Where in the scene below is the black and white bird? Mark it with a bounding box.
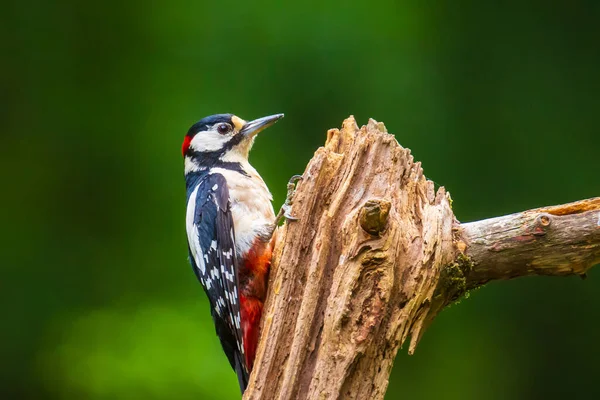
[182,113,298,393]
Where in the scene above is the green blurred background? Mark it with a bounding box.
[2,0,599,399]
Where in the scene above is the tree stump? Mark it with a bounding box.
[244,117,600,400]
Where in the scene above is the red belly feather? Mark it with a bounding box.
[239,237,273,371]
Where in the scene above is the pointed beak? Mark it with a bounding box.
[240,113,284,138]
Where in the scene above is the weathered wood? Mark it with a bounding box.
[243,117,600,400]
[459,198,600,288]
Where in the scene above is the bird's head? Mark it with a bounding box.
[182,113,283,173]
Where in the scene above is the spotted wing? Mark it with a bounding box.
[186,173,247,385]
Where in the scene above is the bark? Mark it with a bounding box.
[243,117,600,400]
[460,198,600,287]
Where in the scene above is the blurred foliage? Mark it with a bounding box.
[2,0,599,399]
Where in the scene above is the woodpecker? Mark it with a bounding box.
[182,113,297,393]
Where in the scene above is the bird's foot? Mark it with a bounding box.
[275,174,303,226]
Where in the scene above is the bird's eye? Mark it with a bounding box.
[217,123,232,134]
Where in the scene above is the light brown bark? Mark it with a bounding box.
[243,117,600,400]
[460,198,600,287]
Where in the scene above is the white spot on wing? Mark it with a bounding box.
[186,186,206,274]
[212,184,218,191]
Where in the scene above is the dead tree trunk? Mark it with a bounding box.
[244,117,600,400]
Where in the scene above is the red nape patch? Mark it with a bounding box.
[181,135,192,156]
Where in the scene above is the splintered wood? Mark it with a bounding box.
[245,117,455,400]
[243,116,599,400]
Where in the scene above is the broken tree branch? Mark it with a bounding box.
[459,198,600,288]
[243,117,600,400]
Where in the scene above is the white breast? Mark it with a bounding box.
[210,163,275,256]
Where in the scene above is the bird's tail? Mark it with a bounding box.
[234,351,249,394]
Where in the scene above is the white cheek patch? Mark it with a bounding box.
[190,131,230,152]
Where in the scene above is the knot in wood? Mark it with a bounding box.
[359,199,391,236]
[538,213,552,227]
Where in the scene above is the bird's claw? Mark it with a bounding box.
[287,174,303,188]
[275,174,303,225]
[282,204,298,221]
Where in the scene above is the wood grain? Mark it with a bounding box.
[242,117,600,400]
